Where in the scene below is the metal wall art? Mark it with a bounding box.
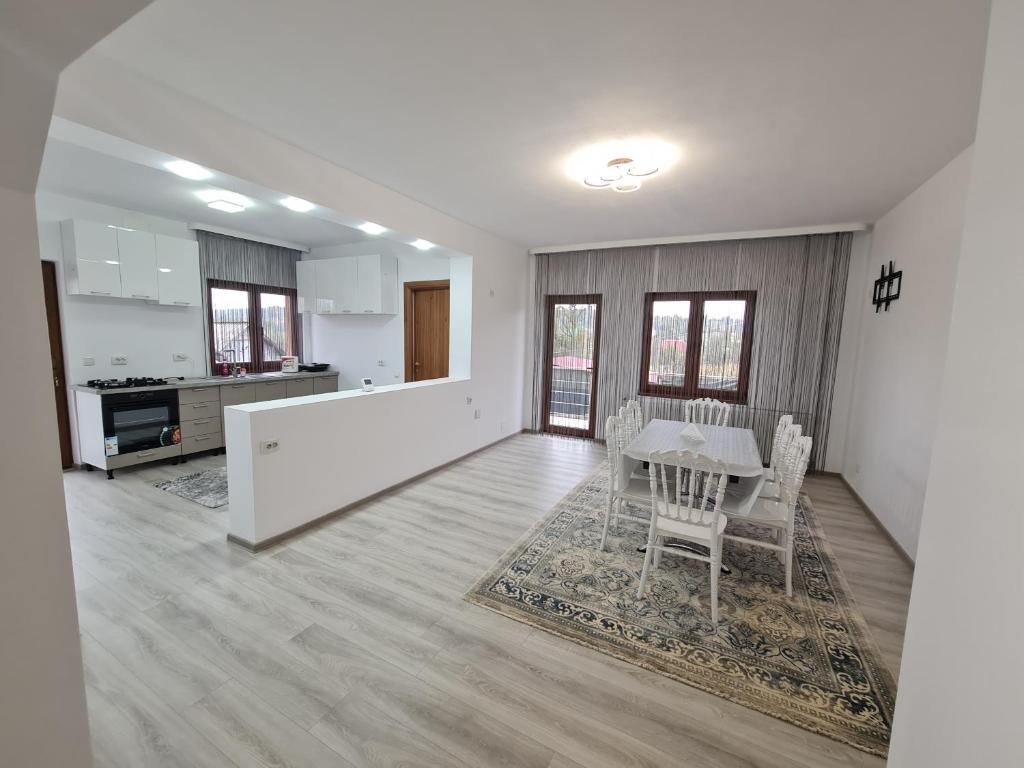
[872,260,902,312]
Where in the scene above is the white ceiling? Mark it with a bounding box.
[37,137,367,248]
[87,0,990,248]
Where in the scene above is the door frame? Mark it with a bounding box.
[404,279,451,381]
[540,294,602,439]
[41,261,74,468]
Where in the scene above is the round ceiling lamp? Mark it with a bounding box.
[565,139,679,194]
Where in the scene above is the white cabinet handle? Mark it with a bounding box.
[192,418,212,425]
[89,290,112,296]
[173,301,191,305]
[137,451,154,457]
[364,309,374,313]
[192,388,209,392]
[194,436,211,442]
[191,403,209,409]
[342,309,352,313]
[131,294,152,299]
[230,384,246,388]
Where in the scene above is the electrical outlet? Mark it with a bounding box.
[474,409,481,420]
[111,355,128,366]
[82,356,95,367]
[465,396,473,405]
[260,439,280,454]
[172,352,189,362]
[377,359,386,367]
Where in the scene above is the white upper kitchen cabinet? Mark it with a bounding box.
[116,229,159,300]
[296,260,316,313]
[316,256,358,313]
[356,254,398,314]
[61,219,123,297]
[155,235,202,307]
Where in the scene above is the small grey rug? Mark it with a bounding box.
[153,467,229,508]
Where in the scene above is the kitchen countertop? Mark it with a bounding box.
[71,370,338,395]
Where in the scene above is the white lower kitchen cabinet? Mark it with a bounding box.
[156,234,202,307]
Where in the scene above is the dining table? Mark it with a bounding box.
[621,419,766,567]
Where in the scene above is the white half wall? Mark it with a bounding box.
[889,1,1022,763]
[837,146,973,560]
[305,242,451,388]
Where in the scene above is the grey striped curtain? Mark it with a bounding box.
[530,233,852,469]
[196,230,304,364]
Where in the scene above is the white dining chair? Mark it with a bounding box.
[765,415,795,482]
[685,398,732,427]
[636,449,730,623]
[759,421,802,500]
[619,399,644,442]
[600,414,652,551]
[722,435,812,597]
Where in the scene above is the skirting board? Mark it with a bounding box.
[227,429,529,552]
[813,471,915,568]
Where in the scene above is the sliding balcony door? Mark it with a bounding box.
[542,295,602,438]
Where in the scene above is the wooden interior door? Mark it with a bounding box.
[41,261,73,468]
[404,280,450,381]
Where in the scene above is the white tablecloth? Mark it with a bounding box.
[623,419,764,477]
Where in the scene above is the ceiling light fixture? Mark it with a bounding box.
[358,221,387,236]
[195,189,252,213]
[105,260,120,265]
[159,268,172,273]
[567,139,679,193]
[165,159,213,180]
[281,196,315,213]
[106,224,136,232]
[411,239,435,251]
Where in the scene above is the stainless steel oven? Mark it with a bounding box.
[101,389,180,455]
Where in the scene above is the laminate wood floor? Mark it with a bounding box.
[64,434,912,768]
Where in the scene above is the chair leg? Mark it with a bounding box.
[636,524,658,599]
[653,536,663,568]
[600,492,614,551]
[710,539,721,624]
[784,534,794,598]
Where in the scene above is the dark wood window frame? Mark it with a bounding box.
[207,278,299,373]
[541,294,603,439]
[638,290,756,403]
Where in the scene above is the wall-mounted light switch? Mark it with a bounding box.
[82,356,95,367]
[172,353,189,362]
[260,439,280,454]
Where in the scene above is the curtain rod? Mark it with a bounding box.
[529,223,870,255]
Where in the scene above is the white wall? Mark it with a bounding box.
[0,3,150,765]
[837,147,973,560]
[305,242,451,388]
[889,1,1023,763]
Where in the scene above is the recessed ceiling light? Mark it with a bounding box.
[411,239,435,251]
[207,200,246,214]
[159,268,172,273]
[281,196,315,213]
[105,260,120,265]
[165,159,213,180]
[358,221,386,235]
[106,224,136,232]
[567,139,680,192]
[195,189,252,213]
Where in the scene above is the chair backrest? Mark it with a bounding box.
[648,449,728,531]
[685,398,732,427]
[772,422,802,473]
[770,415,794,467]
[778,434,813,501]
[605,414,630,488]
[619,399,643,441]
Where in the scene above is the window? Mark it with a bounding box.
[639,291,755,402]
[208,279,297,372]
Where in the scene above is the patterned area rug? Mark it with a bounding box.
[153,467,229,508]
[466,466,897,757]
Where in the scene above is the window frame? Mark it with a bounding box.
[541,294,603,439]
[638,290,756,403]
[207,278,298,373]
